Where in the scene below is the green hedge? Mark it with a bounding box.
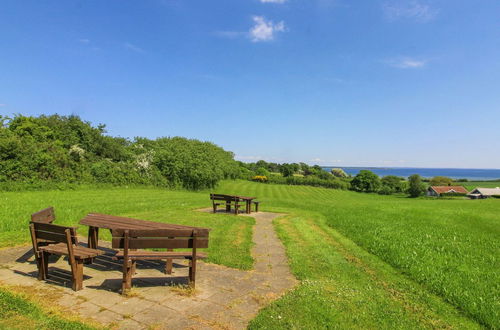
[0,114,240,190]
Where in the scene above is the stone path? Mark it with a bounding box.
[0,211,297,329]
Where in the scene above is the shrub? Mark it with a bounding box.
[331,168,348,178]
[0,114,239,190]
[350,170,381,193]
[381,175,405,193]
[430,176,453,186]
[408,174,426,197]
[252,175,268,183]
[378,185,395,195]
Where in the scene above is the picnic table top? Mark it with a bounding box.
[79,213,210,237]
[234,195,257,201]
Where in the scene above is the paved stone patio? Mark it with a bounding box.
[0,211,297,329]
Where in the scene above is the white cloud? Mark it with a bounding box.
[0,104,6,107]
[249,16,286,42]
[386,57,427,69]
[124,42,145,53]
[383,1,438,23]
[260,0,286,3]
[79,39,90,44]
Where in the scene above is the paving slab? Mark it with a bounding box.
[0,210,297,329]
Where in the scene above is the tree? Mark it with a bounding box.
[350,170,381,192]
[429,176,453,186]
[381,175,405,193]
[331,168,348,178]
[255,167,270,177]
[408,174,426,197]
[280,164,295,177]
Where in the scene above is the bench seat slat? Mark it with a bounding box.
[114,250,207,260]
[39,243,104,259]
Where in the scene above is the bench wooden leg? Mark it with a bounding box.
[43,252,49,279]
[255,203,259,212]
[122,260,134,293]
[188,259,196,288]
[37,252,47,281]
[72,260,84,291]
[213,203,217,213]
[226,202,231,213]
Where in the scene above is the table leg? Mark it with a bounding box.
[247,200,251,214]
[86,226,99,264]
[226,202,231,213]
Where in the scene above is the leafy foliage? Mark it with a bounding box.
[408,174,426,197]
[430,176,454,186]
[350,170,381,192]
[0,114,239,190]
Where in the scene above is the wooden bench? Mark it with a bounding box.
[29,222,103,291]
[112,228,208,292]
[253,200,260,212]
[210,193,242,215]
[31,206,56,224]
[31,207,57,247]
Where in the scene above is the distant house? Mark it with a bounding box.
[426,186,468,197]
[467,187,500,199]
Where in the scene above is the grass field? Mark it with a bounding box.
[1,181,498,328]
[463,181,500,191]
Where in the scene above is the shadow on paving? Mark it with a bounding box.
[0,211,297,329]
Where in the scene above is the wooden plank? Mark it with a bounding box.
[113,228,209,237]
[80,213,210,233]
[32,222,77,235]
[115,251,207,259]
[35,231,68,243]
[112,237,209,249]
[31,207,55,223]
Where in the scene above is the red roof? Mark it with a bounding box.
[430,186,468,194]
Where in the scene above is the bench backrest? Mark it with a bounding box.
[111,229,209,250]
[31,207,56,224]
[210,193,239,202]
[30,222,78,245]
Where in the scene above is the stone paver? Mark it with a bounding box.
[0,210,297,329]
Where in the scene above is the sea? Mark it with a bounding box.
[321,167,500,181]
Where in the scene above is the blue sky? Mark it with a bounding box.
[1,0,499,168]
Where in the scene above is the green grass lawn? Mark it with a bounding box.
[463,181,500,191]
[0,286,98,329]
[1,181,499,328]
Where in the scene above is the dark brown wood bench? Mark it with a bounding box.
[112,228,208,292]
[31,207,57,247]
[31,206,56,223]
[253,200,260,212]
[29,222,103,291]
[210,193,242,214]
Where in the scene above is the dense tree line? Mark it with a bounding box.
[240,160,351,190]
[0,114,240,190]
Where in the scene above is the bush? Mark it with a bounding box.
[252,175,268,183]
[408,174,426,197]
[331,168,348,178]
[0,114,239,190]
[381,175,405,193]
[430,176,453,186]
[267,175,349,190]
[350,170,381,193]
[378,185,395,195]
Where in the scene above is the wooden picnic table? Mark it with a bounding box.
[80,213,210,249]
[234,196,257,214]
[79,213,210,272]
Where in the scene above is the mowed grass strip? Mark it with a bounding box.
[218,180,499,328]
[0,187,254,270]
[249,213,479,329]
